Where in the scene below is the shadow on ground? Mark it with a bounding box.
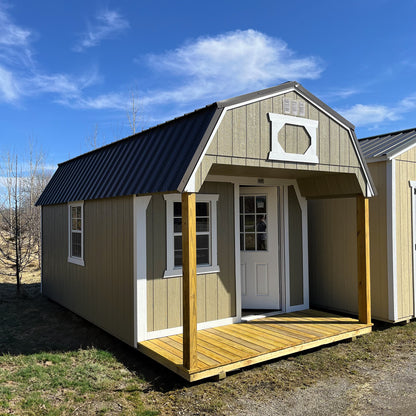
[0,282,188,392]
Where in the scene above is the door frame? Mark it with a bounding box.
[206,175,309,322]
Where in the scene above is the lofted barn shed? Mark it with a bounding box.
[37,81,375,381]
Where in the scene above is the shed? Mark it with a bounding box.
[37,81,374,381]
[309,127,416,323]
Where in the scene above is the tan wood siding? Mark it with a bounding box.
[146,182,236,332]
[288,186,303,306]
[42,197,135,345]
[308,162,389,321]
[395,151,416,319]
[193,91,365,195]
[308,197,358,315]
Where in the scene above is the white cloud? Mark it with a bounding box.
[144,30,324,105]
[60,92,126,110]
[337,93,416,127]
[74,9,129,52]
[0,65,20,101]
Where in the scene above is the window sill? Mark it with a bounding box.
[163,265,220,279]
[68,257,85,267]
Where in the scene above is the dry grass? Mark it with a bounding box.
[1,271,416,415]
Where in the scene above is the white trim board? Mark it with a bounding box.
[145,316,239,341]
[387,160,398,321]
[409,180,416,318]
[134,195,152,344]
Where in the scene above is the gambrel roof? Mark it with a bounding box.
[359,127,416,161]
[37,81,375,206]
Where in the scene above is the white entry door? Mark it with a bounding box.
[240,187,280,309]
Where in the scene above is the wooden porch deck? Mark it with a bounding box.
[138,309,372,382]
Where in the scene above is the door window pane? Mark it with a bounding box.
[240,194,268,252]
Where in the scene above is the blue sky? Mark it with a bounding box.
[0,0,415,167]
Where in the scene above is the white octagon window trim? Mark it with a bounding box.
[164,193,220,278]
[268,113,319,164]
[68,201,85,266]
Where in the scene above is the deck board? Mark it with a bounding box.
[138,309,372,382]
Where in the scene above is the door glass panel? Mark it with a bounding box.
[245,233,255,250]
[240,193,268,251]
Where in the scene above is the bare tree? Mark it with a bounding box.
[0,144,52,291]
[0,153,35,292]
[85,124,100,150]
[126,87,139,135]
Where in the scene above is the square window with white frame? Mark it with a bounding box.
[164,194,220,278]
[68,202,85,266]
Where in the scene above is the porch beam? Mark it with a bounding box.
[356,195,371,324]
[182,192,198,371]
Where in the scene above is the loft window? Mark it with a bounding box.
[68,201,84,266]
[164,194,220,278]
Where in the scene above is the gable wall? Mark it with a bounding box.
[193,91,365,195]
[42,196,135,345]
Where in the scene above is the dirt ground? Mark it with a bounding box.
[1,271,416,415]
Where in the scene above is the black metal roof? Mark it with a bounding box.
[36,104,221,205]
[359,127,416,160]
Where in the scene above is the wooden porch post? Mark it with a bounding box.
[182,192,197,370]
[357,195,371,324]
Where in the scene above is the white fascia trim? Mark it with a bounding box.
[183,108,226,193]
[409,180,416,318]
[134,195,152,344]
[268,113,319,164]
[387,160,398,321]
[294,89,375,198]
[390,142,416,160]
[67,201,85,267]
[145,316,239,341]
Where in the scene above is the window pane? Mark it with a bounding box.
[173,202,181,217]
[196,234,209,250]
[174,217,182,233]
[196,217,209,232]
[174,235,182,250]
[76,206,81,218]
[256,196,266,213]
[257,233,267,251]
[244,215,255,232]
[239,196,243,213]
[239,215,244,233]
[72,219,77,231]
[240,233,244,250]
[244,196,255,214]
[256,215,267,232]
[245,233,255,250]
[71,232,81,258]
[197,248,209,265]
[71,206,77,218]
[196,202,209,217]
[174,250,182,267]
